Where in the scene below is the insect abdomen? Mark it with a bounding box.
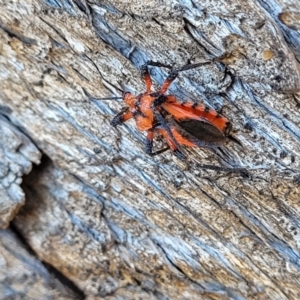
[162,101,231,134]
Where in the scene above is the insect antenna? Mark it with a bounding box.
[97,96,123,100]
[82,88,123,101]
[176,61,212,72]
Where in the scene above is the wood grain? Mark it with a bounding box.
[0,0,300,299]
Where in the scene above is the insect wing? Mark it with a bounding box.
[162,102,229,143]
[162,102,230,133]
[175,118,226,143]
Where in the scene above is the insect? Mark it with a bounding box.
[106,61,232,160]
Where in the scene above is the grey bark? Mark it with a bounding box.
[1,0,300,299]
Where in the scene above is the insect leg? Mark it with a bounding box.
[159,70,179,94]
[111,108,133,127]
[145,130,154,154]
[155,127,191,160]
[141,61,173,93]
[176,61,212,72]
[151,94,180,109]
[141,64,152,93]
[142,61,173,69]
[159,61,214,94]
[145,129,170,156]
[154,110,184,153]
[155,110,195,160]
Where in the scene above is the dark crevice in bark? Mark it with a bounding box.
[292,94,300,108]
[154,241,205,291]
[8,223,39,258]
[13,154,86,299]
[182,18,220,57]
[0,23,37,45]
[101,212,123,245]
[71,66,89,81]
[39,16,70,45]
[194,187,222,209]
[91,8,143,66]
[9,223,84,300]
[42,261,85,300]
[152,17,163,27]
[73,0,91,17]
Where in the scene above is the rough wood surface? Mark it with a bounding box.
[0,116,41,229]
[0,228,79,299]
[1,0,300,299]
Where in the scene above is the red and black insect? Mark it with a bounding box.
[107,61,232,160]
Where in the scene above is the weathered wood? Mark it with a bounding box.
[0,116,41,229]
[1,0,300,299]
[0,228,80,299]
